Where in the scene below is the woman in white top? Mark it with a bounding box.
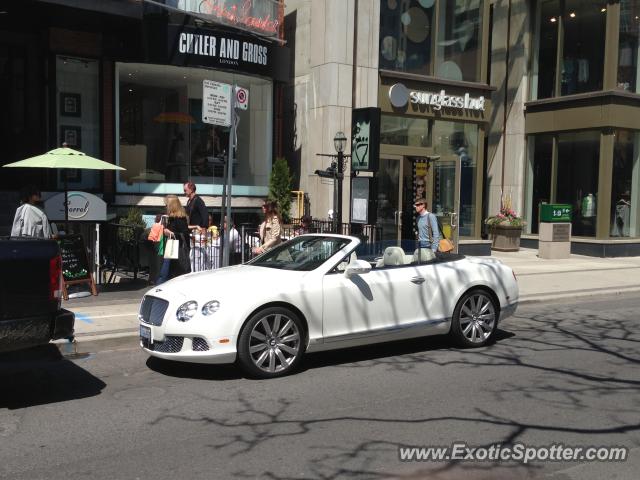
[11,185,53,238]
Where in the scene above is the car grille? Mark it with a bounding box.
[139,296,169,326]
[192,337,210,351]
[142,335,184,353]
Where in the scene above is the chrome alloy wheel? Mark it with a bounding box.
[458,293,496,344]
[248,313,301,373]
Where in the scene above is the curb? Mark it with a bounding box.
[56,288,640,358]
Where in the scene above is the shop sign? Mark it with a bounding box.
[540,204,572,223]
[166,26,274,77]
[389,83,485,112]
[351,107,381,172]
[152,0,280,38]
[202,80,232,126]
[45,191,107,222]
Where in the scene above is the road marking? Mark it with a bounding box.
[74,312,138,320]
[74,314,94,324]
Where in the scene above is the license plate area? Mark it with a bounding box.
[140,325,151,344]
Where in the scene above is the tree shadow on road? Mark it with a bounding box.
[145,302,640,479]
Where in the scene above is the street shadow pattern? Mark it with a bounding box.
[0,345,106,409]
[146,301,640,479]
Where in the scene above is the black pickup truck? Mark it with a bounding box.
[0,238,75,353]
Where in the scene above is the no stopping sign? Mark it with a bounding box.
[235,86,249,110]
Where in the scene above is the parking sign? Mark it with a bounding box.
[202,80,232,126]
[235,86,249,110]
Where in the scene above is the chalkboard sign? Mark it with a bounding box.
[57,234,97,299]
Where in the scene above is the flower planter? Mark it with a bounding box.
[489,224,522,252]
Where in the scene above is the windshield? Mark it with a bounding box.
[248,236,351,271]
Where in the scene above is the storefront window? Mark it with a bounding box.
[525,135,553,234]
[379,0,435,76]
[56,56,100,190]
[618,0,640,92]
[435,0,483,82]
[380,115,433,147]
[533,0,559,99]
[117,63,272,195]
[556,131,600,237]
[433,120,478,237]
[561,0,606,95]
[611,130,640,237]
[532,1,606,99]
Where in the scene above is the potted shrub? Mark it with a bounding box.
[485,198,525,252]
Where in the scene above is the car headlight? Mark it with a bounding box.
[176,301,198,322]
[202,300,220,316]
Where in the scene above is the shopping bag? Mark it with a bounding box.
[164,236,180,259]
[157,234,166,256]
[438,238,454,253]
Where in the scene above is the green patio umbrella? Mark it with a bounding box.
[3,145,125,221]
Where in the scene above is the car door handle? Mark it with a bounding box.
[411,276,426,285]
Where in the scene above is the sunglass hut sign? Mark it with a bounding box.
[388,83,485,112]
[173,28,269,74]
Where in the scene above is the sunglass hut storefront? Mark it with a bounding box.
[115,5,288,209]
[377,74,493,255]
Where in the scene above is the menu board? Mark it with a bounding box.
[57,235,91,282]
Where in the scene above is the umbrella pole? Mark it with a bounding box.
[64,170,69,232]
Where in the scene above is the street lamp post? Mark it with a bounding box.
[315,132,349,233]
[333,131,347,231]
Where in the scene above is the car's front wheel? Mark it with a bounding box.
[451,289,498,347]
[237,307,305,378]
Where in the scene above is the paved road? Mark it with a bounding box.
[1,295,639,480]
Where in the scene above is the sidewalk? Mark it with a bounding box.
[57,249,640,353]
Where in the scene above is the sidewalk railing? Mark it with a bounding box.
[101,222,385,282]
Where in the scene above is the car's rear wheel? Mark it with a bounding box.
[451,289,498,347]
[237,307,305,378]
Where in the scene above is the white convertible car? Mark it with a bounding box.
[139,234,518,378]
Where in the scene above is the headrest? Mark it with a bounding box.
[383,246,406,266]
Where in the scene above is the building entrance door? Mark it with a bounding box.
[428,156,461,252]
[375,156,415,248]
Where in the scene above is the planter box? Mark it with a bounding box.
[489,225,522,252]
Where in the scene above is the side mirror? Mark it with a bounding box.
[345,259,372,278]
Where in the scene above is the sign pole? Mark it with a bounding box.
[222,84,237,268]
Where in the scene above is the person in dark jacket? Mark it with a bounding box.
[157,195,191,284]
[183,181,208,230]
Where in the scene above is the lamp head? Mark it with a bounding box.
[334,131,347,153]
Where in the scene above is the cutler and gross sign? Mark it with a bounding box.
[168,26,273,77]
[389,82,486,111]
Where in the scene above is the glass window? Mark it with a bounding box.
[560,0,606,96]
[556,131,600,237]
[611,130,640,237]
[618,0,640,92]
[525,135,553,234]
[435,0,483,82]
[532,1,607,99]
[433,120,479,237]
[533,0,559,99]
[379,0,435,76]
[56,56,101,190]
[117,63,272,194]
[380,115,432,147]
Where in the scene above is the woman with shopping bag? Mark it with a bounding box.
[156,195,191,284]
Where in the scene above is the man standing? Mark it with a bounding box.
[183,181,208,229]
[414,198,440,262]
[11,185,53,238]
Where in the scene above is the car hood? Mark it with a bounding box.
[155,265,307,298]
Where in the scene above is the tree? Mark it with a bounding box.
[268,157,293,223]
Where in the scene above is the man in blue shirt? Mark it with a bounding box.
[415,198,440,261]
